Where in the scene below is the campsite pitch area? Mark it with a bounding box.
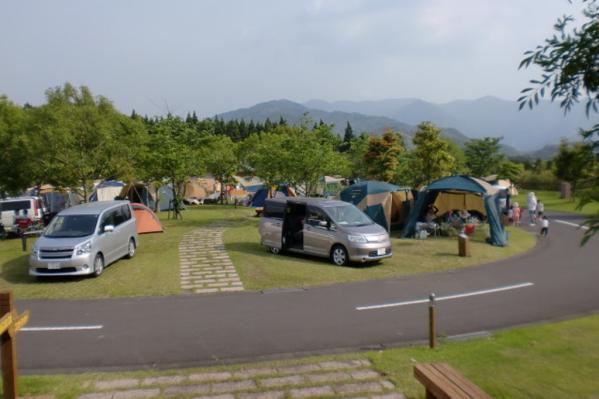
[225,220,535,291]
[15,314,599,398]
[0,206,534,299]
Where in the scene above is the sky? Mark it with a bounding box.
[0,0,585,118]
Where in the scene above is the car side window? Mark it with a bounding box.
[100,210,117,231]
[122,205,131,221]
[306,206,328,228]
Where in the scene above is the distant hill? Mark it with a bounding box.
[304,96,594,151]
[217,99,471,147]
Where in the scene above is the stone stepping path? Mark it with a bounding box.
[78,358,405,399]
[179,223,244,294]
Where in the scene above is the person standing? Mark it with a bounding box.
[537,200,545,218]
[540,215,549,237]
[513,202,521,226]
[527,192,537,225]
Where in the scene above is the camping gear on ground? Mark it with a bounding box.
[250,184,297,208]
[131,203,164,234]
[339,180,413,231]
[156,185,175,211]
[89,180,125,202]
[403,175,507,246]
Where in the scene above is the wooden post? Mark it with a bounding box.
[429,293,436,349]
[0,292,17,399]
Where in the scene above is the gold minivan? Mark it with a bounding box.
[259,198,392,266]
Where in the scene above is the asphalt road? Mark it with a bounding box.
[17,212,599,373]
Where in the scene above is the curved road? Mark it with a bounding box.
[17,212,599,373]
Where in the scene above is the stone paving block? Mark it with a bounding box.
[350,369,380,380]
[191,395,235,399]
[289,386,334,398]
[221,286,244,292]
[112,389,160,399]
[95,378,140,390]
[260,374,304,387]
[20,396,56,399]
[164,384,211,395]
[380,380,395,389]
[141,375,186,386]
[233,367,277,378]
[238,391,284,399]
[319,360,365,370]
[306,371,351,383]
[78,393,112,399]
[277,364,321,374]
[188,371,232,382]
[334,382,383,395]
[211,379,256,393]
[371,394,406,399]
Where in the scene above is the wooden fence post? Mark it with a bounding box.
[0,292,17,399]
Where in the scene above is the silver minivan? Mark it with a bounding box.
[29,201,138,277]
[259,198,392,266]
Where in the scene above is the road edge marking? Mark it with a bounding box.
[21,325,103,332]
[555,219,589,230]
[356,282,534,311]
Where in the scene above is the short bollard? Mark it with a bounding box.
[20,232,26,252]
[458,233,470,257]
[429,293,436,349]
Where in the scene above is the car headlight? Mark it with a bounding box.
[347,234,367,243]
[76,241,92,255]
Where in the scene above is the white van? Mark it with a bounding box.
[0,196,45,233]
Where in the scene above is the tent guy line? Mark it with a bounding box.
[355,282,535,311]
[21,325,104,332]
[554,219,590,230]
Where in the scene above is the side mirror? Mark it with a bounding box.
[103,224,115,233]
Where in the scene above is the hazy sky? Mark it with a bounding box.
[0,1,583,117]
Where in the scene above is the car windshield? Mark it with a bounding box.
[44,214,98,238]
[325,204,373,227]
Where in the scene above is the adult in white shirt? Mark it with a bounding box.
[527,192,537,225]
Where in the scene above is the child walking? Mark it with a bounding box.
[513,202,521,226]
[540,215,549,237]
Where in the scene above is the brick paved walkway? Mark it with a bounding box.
[179,223,244,294]
[78,358,405,399]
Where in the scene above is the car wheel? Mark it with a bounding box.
[331,245,348,266]
[126,238,136,259]
[93,253,104,277]
[269,246,280,254]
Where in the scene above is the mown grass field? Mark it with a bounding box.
[0,206,535,299]
[226,220,536,290]
[0,206,254,299]
[513,189,599,215]
[15,315,599,398]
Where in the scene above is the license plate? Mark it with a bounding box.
[377,248,386,256]
[47,262,61,270]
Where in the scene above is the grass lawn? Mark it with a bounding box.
[513,189,599,215]
[0,206,254,300]
[226,219,535,290]
[15,315,599,398]
[0,205,535,299]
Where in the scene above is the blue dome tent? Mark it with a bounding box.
[403,175,507,246]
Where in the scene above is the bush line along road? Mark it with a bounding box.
[14,211,598,373]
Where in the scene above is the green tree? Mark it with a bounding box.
[519,0,599,242]
[363,129,405,183]
[498,160,525,183]
[464,137,505,177]
[553,141,596,196]
[202,136,239,204]
[144,116,204,218]
[339,122,354,152]
[346,133,371,179]
[28,83,147,199]
[410,122,457,186]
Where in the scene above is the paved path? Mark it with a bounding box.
[76,358,404,399]
[179,223,244,294]
[17,212,599,373]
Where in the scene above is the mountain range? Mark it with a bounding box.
[216,96,595,157]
